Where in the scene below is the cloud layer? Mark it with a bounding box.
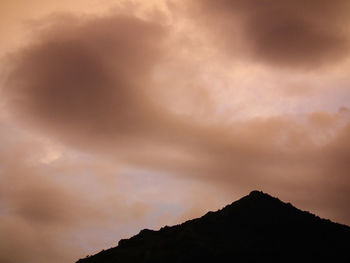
[1,1,350,262]
[5,13,168,138]
[193,0,350,68]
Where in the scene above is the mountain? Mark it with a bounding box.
[76,191,350,262]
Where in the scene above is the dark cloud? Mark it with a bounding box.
[3,14,168,146]
[193,0,350,68]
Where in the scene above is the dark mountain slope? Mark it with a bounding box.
[77,191,350,262]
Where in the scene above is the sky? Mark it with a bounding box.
[0,0,350,262]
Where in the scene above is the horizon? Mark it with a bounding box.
[1,1,350,262]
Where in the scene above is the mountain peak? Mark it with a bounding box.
[249,189,263,195]
[247,190,275,200]
[77,191,350,263]
[245,190,287,206]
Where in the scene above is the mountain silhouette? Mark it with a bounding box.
[77,191,350,262]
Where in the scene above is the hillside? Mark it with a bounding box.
[77,191,350,262]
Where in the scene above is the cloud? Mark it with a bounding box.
[192,0,350,68]
[0,121,153,263]
[2,10,350,226]
[3,13,168,148]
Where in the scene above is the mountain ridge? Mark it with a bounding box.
[77,190,350,262]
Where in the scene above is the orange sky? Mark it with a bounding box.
[1,1,350,262]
